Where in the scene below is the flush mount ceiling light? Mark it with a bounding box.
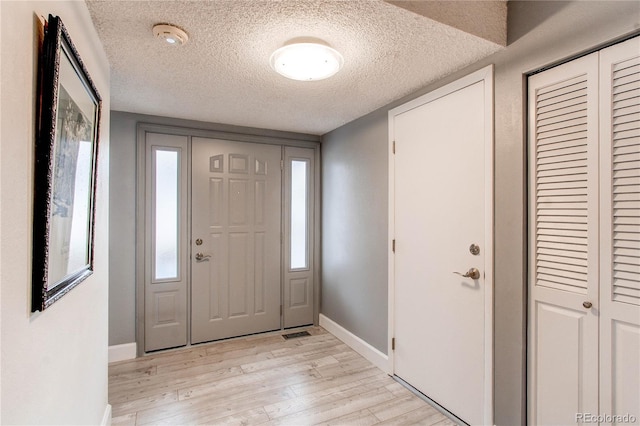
[270,38,343,81]
[153,24,189,46]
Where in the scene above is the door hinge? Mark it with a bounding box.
[392,141,396,154]
[392,337,395,351]
[280,305,283,316]
[392,239,396,253]
[281,160,284,170]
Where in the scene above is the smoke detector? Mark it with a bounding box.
[153,24,189,46]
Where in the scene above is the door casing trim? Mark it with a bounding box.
[387,64,494,425]
[135,123,321,356]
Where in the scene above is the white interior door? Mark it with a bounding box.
[599,37,640,424]
[391,67,493,425]
[191,137,281,344]
[528,54,600,425]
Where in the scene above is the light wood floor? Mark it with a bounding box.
[109,327,456,425]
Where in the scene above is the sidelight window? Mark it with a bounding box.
[290,159,309,270]
[153,148,180,280]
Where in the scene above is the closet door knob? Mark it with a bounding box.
[583,301,592,309]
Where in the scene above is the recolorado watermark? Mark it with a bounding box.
[576,413,637,423]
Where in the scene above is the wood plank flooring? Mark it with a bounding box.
[109,327,456,425]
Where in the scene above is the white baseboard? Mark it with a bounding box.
[108,342,137,363]
[101,404,112,426]
[319,314,390,373]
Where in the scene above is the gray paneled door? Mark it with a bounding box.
[191,137,282,343]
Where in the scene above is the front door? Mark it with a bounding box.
[391,68,493,425]
[191,137,282,344]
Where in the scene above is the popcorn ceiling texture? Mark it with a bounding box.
[86,0,504,135]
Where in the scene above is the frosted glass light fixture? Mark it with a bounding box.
[270,39,343,81]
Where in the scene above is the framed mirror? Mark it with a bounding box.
[32,15,102,312]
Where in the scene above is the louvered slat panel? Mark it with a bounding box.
[534,74,591,294]
[537,131,587,147]
[613,87,640,103]
[538,109,588,127]
[614,167,640,178]
[614,146,640,157]
[614,159,640,171]
[614,96,640,110]
[614,255,640,266]
[538,246,588,260]
[538,139,587,155]
[612,58,640,305]
[538,144,586,158]
[538,259,588,273]
[614,217,640,227]
[614,246,640,257]
[613,82,640,97]
[613,62,640,79]
[615,239,640,249]
[614,103,640,117]
[537,74,586,96]
[615,129,640,140]
[537,221,587,230]
[537,102,586,122]
[538,253,587,267]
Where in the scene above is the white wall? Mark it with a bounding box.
[0,1,110,424]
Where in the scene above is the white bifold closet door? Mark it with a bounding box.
[529,36,639,425]
[599,39,640,423]
[528,52,600,426]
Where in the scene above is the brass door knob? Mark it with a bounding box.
[453,268,480,280]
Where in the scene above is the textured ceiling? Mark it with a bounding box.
[86,0,505,135]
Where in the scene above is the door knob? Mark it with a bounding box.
[194,253,211,261]
[453,268,480,280]
[583,301,592,309]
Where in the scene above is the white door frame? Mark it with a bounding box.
[387,65,494,424]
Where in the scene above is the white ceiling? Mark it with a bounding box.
[86,0,505,135]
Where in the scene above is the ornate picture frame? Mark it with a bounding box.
[32,15,102,312]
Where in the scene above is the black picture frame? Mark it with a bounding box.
[32,15,102,312]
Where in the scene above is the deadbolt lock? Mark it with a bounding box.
[195,238,203,246]
[469,244,480,255]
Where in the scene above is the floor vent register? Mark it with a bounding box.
[282,331,311,340]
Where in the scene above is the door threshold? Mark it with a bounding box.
[143,325,317,356]
[393,375,468,426]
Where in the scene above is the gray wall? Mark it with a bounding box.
[320,2,640,425]
[109,111,319,345]
[322,109,389,352]
[109,111,138,345]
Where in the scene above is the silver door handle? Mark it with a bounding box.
[453,268,480,280]
[194,253,211,261]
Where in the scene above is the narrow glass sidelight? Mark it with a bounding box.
[154,149,179,280]
[290,159,308,270]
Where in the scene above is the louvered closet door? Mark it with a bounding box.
[528,53,600,425]
[599,37,640,422]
